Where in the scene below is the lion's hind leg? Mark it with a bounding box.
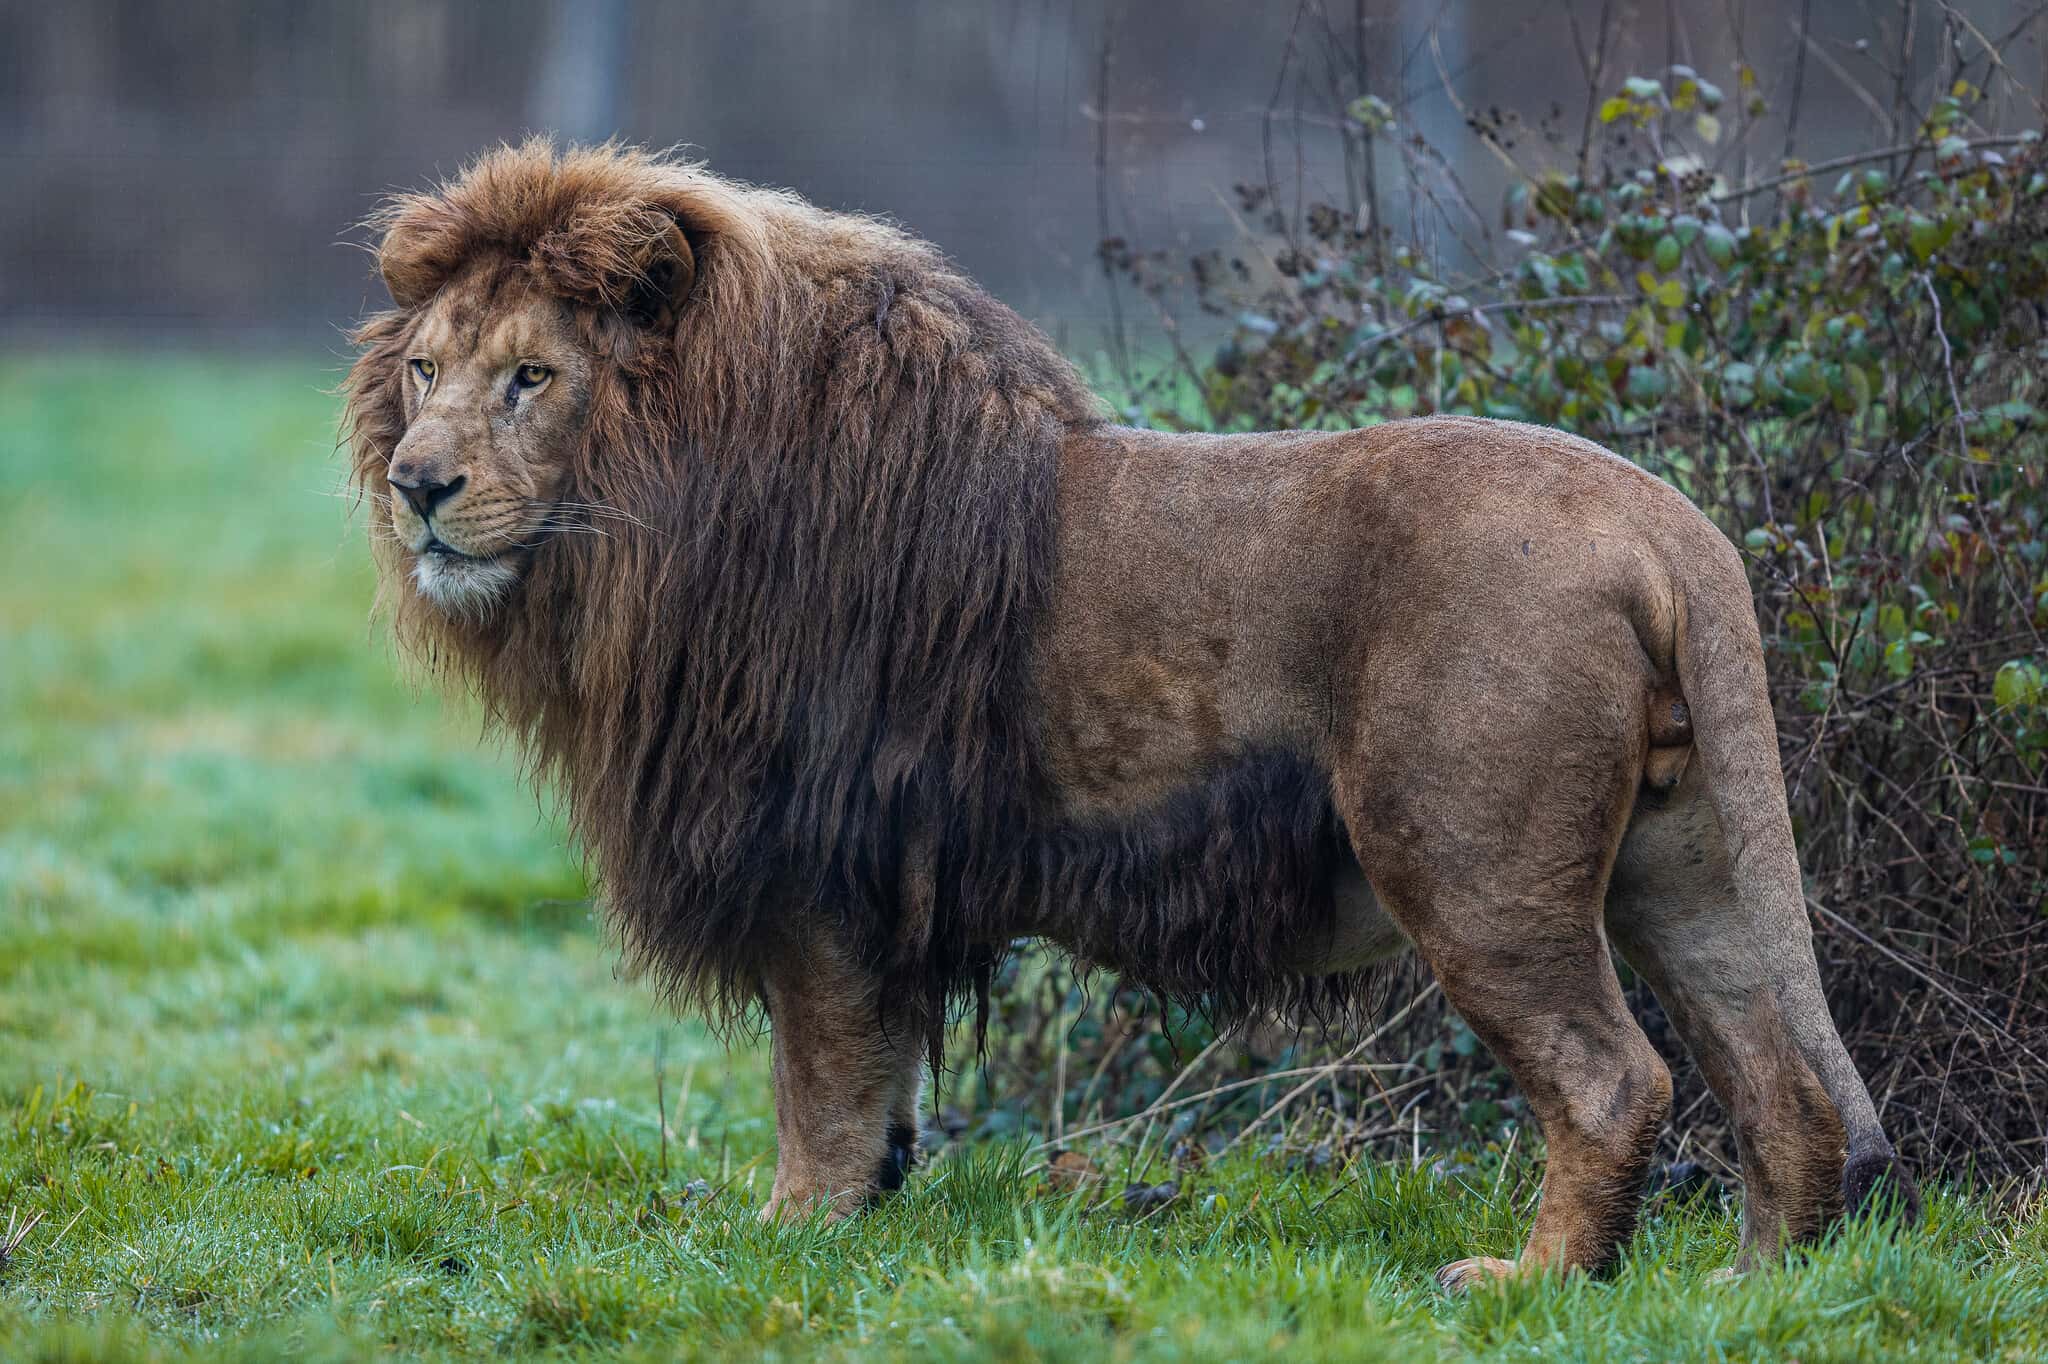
[1405,908,1673,1289]
[1342,643,1671,1289]
[1607,766,1852,1268]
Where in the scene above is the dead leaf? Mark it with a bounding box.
[1046,1150,1102,1189]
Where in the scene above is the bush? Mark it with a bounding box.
[981,62,2048,1185]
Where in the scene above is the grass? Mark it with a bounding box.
[1,353,2043,1361]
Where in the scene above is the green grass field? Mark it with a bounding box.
[2,355,2043,1361]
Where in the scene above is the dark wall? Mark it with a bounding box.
[3,1,2032,347]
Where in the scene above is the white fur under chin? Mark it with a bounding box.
[412,553,519,619]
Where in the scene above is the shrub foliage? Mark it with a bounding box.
[988,61,2047,1184]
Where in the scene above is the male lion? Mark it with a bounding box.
[343,140,1917,1288]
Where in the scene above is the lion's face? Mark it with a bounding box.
[385,266,592,617]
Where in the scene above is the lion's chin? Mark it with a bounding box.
[411,551,520,620]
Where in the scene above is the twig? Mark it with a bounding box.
[1784,0,1816,163]
[1804,19,1910,133]
[1093,21,1135,404]
[1052,994,1070,1148]
[1073,1007,1138,1131]
[1567,0,1618,183]
[1893,0,1921,150]
[1922,269,1974,461]
[1216,983,1442,1156]
[1490,1125,1521,1207]
[1124,1033,1225,1164]
[0,1208,47,1277]
[1710,134,2034,203]
[1345,294,1634,365]
[654,1028,670,1184]
[1261,1,1313,255]
[1810,897,2048,1074]
[1350,0,1389,282]
[44,1205,87,1258]
[1034,1062,1424,1152]
[1921,270,2047,651]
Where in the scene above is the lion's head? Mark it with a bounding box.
[372,265,593,616]
[343,142,747,623]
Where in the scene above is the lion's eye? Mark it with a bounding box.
[513,363,552,389]
[411,357,436,384]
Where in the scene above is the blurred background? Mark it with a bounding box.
[3,14,2046,1329]
[8,0,2042,347]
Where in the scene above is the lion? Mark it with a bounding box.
[342,140,1918,1288]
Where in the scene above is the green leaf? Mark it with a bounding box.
[1701,224,1736,269]
[1625,365,1669,404]
[1503,181,1530,227]
[1908,214,1943,262]
[1994,660,2044,710]
[1845,363,1874,417]
[1653,234,1682,274]
[1346,94,1395,131]
[1721,360,1758,407]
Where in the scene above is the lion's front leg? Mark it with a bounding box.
[759,928,926,1221]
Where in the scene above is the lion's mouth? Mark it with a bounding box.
[410,535,521,616]
[421,535,495,564]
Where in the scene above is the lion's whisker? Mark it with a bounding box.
[527,518,613,539]
[548,501,664,535]
[315,485,399,511]
[552,509,655,536]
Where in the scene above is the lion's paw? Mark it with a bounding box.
[1436,1256,1519,1293]
[1704,1265,1743,1286]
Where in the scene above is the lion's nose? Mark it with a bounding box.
[389,470,465,520]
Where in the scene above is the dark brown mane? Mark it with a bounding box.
[344,141,1367,1048]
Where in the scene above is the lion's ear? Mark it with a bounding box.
[623,221,697,332]
[532,206,698,333]
[376,199,466,311]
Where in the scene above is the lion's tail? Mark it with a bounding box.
[1669,531,1922,1222]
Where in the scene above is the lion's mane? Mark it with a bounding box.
[344,142,1364,1044]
